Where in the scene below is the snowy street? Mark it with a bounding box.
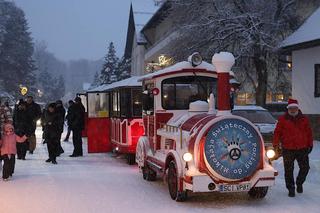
[0,128,319,213]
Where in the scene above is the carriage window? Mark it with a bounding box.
[132,88,142,117]
[162,76,217,110]
[120,88,131,117]
[88,92,109,118]
[142,83,154,114]
[111,91,120,117]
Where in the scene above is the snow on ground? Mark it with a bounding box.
[0,128,319,213]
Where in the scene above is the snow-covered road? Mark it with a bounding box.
[1,129,319,213]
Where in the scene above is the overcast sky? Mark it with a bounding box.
[13,0,157,61]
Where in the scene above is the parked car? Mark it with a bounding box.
[232,105,277,146]
[265,102,288,119]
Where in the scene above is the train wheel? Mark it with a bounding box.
[168,161,187,202]
[126,154,136,165]
[142,166,156,181]
[248,187,269,199]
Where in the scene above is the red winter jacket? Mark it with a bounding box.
[273,111,313,150]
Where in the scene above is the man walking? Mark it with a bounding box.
[69,97,85,157]
[25,96,41,154]
[64,100,74,142]
[273,98,313,197]
[55,100,65,156]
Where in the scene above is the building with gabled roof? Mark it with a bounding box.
[282,6,320,139]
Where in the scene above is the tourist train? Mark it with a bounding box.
[86,52,277,201]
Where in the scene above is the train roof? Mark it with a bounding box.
[88,76,141,92]
[139,61,217,82]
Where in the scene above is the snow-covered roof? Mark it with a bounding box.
[139,61,217,81]
[132,0,160,43]
[282,7,320,48]
[88,76,142,92]
[233,105,267,111]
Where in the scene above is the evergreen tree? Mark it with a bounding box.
[117,56,131,80]
[92,71,101,87]
[100,42,119,84]
[0,1,36,97]
[53,75,66,100]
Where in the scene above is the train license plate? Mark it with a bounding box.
[219,183,251,192]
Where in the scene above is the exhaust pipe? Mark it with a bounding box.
[212,52,235,115]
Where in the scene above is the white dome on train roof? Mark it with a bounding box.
[189,100,209,112]
[139,61,216,82]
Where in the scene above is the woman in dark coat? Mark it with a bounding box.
[13,101,30,160]
[42,103,61,164]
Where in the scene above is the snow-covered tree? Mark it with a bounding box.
[33,41,67,102]
[0,0,36,97]
[117,56,131,80]
[167,0,299,106]
[100,42,119,84]
[92,71,101,87]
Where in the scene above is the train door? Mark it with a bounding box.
[87,91,111,153]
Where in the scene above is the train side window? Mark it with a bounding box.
[120,88,131,117]
[111,90,120,117]
[161,76,217,110]
[88,92,109,118]
[132,88,142,117]
[142,84,154,115]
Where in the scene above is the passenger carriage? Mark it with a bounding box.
[86,77,144,164]
[135,52,278,201]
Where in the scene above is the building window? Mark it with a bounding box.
[315,64,320,97]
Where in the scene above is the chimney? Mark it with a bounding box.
[212,52,235,115]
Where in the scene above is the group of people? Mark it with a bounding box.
[0,96,40,180]
[42,97,85,165]
[0,95,85,181]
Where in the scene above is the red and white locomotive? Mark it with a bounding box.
[136,52,277,201]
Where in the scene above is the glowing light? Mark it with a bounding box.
[20,86,28,96]
[266,149,276,159]
[183,153,193,162]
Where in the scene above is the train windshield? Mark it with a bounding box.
[162,76,217,110]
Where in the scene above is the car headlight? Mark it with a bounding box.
[183,152,193,162]
[266,148,276,159]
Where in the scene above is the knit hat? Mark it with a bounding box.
[287,98,299,109]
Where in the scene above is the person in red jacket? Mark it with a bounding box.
[273,98,313,197]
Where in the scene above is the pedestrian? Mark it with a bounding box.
[64,100,74,142]
[273,98,313,197]
[13,101,29,160]
[55,100,65,156]
[25,96,41,154]
[0,123,27,181]
[0,102,10,133]
[43,103,60,164]
[69,97,85,157]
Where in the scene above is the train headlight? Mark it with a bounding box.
[266,148,276,159]
[188,52,202,67]
[183,152,193,162]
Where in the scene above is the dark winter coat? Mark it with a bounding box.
[26,101,41,133]
[55,105,66,133]
[13,107,30,136]
[42,110,61,142]
[69,103,85,131]
[273,111,313,150]
[65,104,74,126]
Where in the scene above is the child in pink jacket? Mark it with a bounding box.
[0,123,27,181]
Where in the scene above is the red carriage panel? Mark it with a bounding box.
[87,118,111,153]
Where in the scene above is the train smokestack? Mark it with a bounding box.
[212,52,235,115]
